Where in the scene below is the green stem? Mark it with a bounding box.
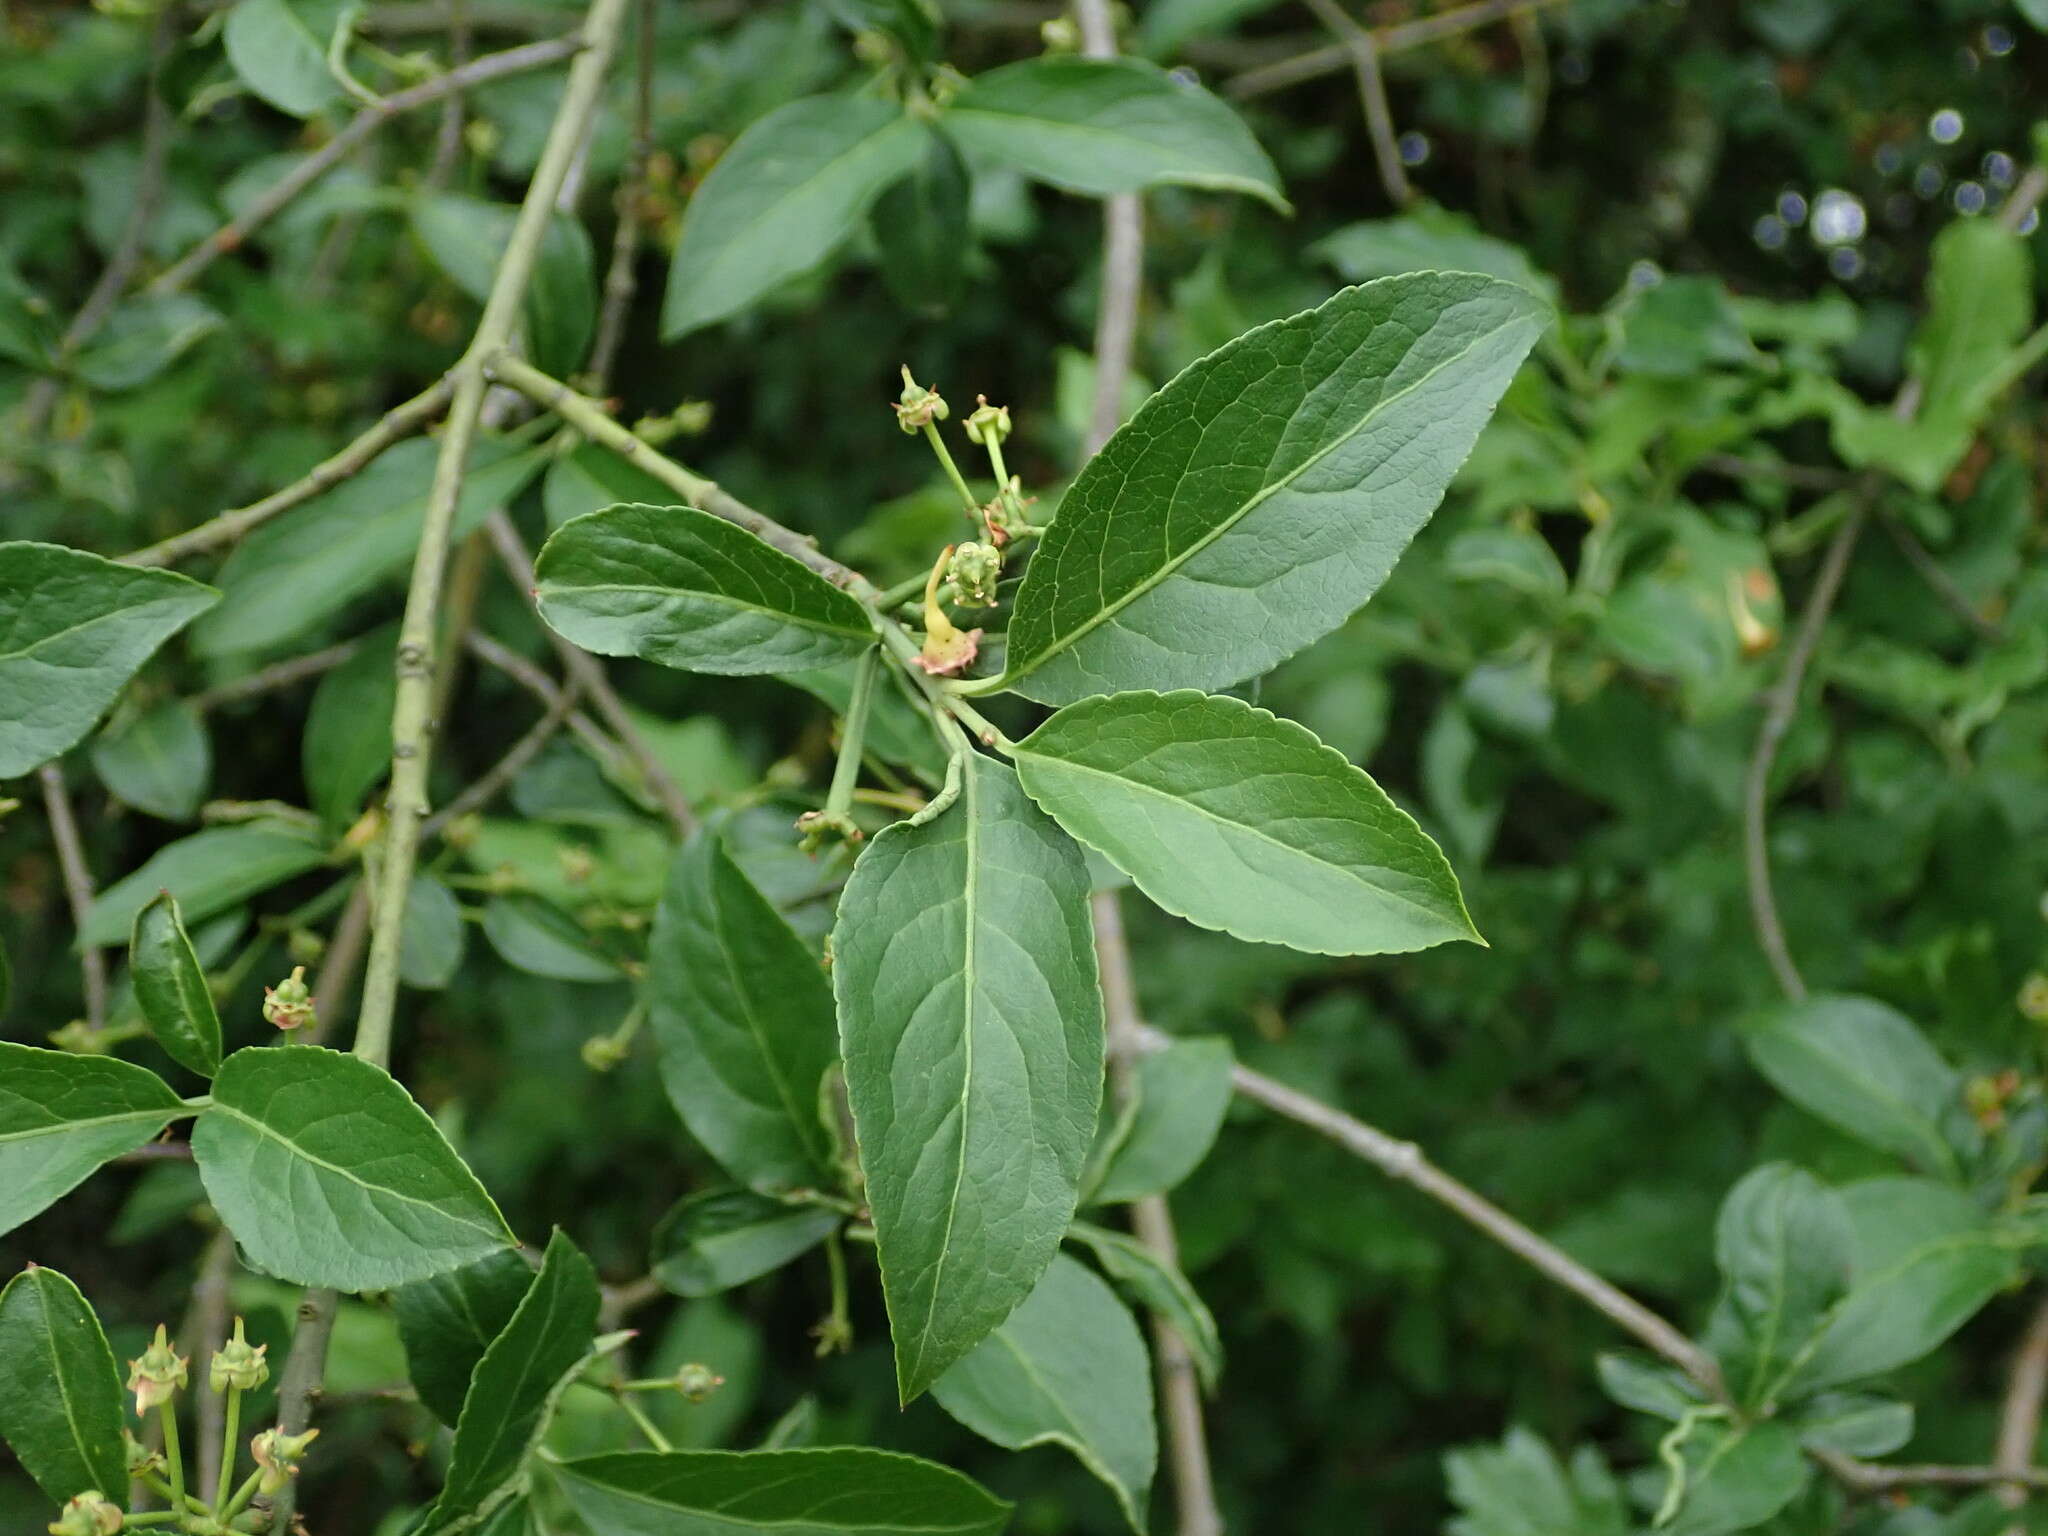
[159,1400,186,1515]
[122,1514,187,1529]
[214,1385,242,1514]
[817,1228,851,1354]
[875,621,1008,750]
[352,0,635,1073]
[222,1468,264,1522]
[922,422,980,515]
[615,1391,674,1451]
[823,648,879,820]
[982,432,1009,488]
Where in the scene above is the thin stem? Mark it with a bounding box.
[149,35,586,297]
[221,1469,264,1523]
[1301,0,1412,206]
[39,762,108,1031]
[189,1230,237,1501]
[264,1289,339,1535]
[191,641,363,712]
[1878,509,2006,644]
[353,0,634,1073]
[1226,0,1565,99]
[922,422,981,515]
[159,1402,186,1515]
[423,674,581,836]
[123,378,454,568]
[615,1391,674,1451]
[584,0,658,389]
[462,627,632,780]
[823,649,880,820]
[1124,1020,1728,1398]
[1994,1295,2048,1508]
[214,1385,243,1514]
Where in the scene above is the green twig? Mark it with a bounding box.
[615,1391,674,1451]
[823,648,880,821]
[922,422,981,515]
[159,1402,186,1515]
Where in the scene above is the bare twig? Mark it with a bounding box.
[423,672,581,836]
[426,0,473,188]
[148,35,585,297]
[262,1288,340,1532]
[585,0,658,389]
[190,1229,238,1501]
[191,641,363,713]
[1878,510,2005,644]
[1995,1297,2048,1510]
[1301,0,1411,206]
[122,378,454,568]
[1227,0,1565,99]
[40,762,108,1031]
[1817,1454,2048,1495]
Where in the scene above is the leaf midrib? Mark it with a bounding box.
[984,1328,1141,1525]
[0,590,201,668]
[944,103,1266,190]
[561,1468,989,1532]
[0,1105,182,1147]
[1004,303,1529,685]
[1765,1031,1957,1177]
[540,578,869,640]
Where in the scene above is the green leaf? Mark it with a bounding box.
[1658,1420,1807,1536]
[304,629,394,830]
[71,294,223,392]
[1742,994,1962,1178]
[395,1249,536,1428]
[1444,1427,1629,1536]
[1593,1352,1705,1421]
[429,1229,600,1532]
[1792,1177,2020,1391]
[1709,1163,1851,1407]
[479,896,620,982]
[933,1253,1155,1532]
[542,441,676,532]
[1311,205,1556,301]
[535,505,874,677]
[0,543,220,780]
[1139,0,1286,55]
[551,1447,1012,1535]
[648,832,839,1193]
[660,94,924,338]
[191,437,546,657]
[412,193,595,376]
[1016,692,1477,956]
[1087,1035,1233,1204]
[1786,1393,1913,1457]
[0,937,9,1021]
[833,753,1103,1401]
[0,1044,187,1236]
[940,57,1284,211]
[191,1045,517,1291]
[90,699,211,821]
[651,1190,840,1298]
[1066,1220,1222,1392]
[873,125,972,317]
[400,874,468,991]
[0,1266,128,1502]
[130,891,224,1078]
[993,275,1546,703]
[784,660,949,787]
[82,825,326,947]
[222,0,346,117]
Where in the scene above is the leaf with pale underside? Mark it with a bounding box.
[130,890,224,1078]
[1067,1221,1222,1392]
[990,274,1546,704]
[0,1266,129,1503]
[1015,691,1478,955]
[395,1249,537,1427]
[833,752,1103,1402]
[0,1043,188,1237]
[535,504,874,677]
[192,1045,516,1291]
[0,542,219,780]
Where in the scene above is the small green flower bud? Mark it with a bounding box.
[48,1492,122,1536]
[126,1326,187,1415]
[581,1033,629,1072]
[262,966,315,1032]
[672,1362,725,1402]
[963,396,1011,447]
[122,1430,163,1480]
[979,476,1036,546]
[250,1426,319,1496]
[2021,972,2048,1023]
[285,927,326,968]
[946,542,1002,608]
[47,1020,109,1055]
[892,366,949,433]
[1040,14,1079,51]
[210,1317,269,1394]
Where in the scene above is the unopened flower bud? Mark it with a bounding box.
[892,367,948,433]
[126,1325,187,1415]
[946,542,1002,608]
[210,1317,269,1394]
[672,1362,725,1402]
[250,1427,319,1496]
[48,1492,122,1536]
[262,966,315,1032]
[963,397,1011,447]
[2020,972,2048,1023]
[980,476,1035,546]
[581,1033,629,1072]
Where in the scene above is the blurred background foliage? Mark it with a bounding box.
[5,0,2048,1531]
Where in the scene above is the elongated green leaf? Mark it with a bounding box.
[993,275,1546,703]
[82,825,327,947]
[395,1249,536,1427]
[1088,1035,1233,1204]
[1067,1220,1222,1392]
[130,891,224,1078]
[1016,691,1477,955]
[1709,1164,1850,1407]
[661,95,924,338]
[1444,1427,1630,1536]
[223,0,346,117]
[0,543,220,779]
[941,56,1284,210]
[0,1044,187,1236]
[834,753,1103,1401]
[0,1267,128,1502]
[191,437,546,657]
[1659,1420,1807,1536]
[192,1045,516,1290]
[1787,1393,1913,1457]
[304,628,394,830]
[72,294,223,392]
[412,193,596,376]
[543,441,677,531]
[933,1253,1155,1532]
[651,1190,840,1298]
[1743,995,1962,1178]
[400,873,468,991]
[873,125,971,316]
[1793,1177,2019,1391]
[649,832,839,1193]
[479,895,620,982]
[429,1230,599,1532]
[551,1448,1012,1535]
[90,699,211,821]
[536,505,873,676]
